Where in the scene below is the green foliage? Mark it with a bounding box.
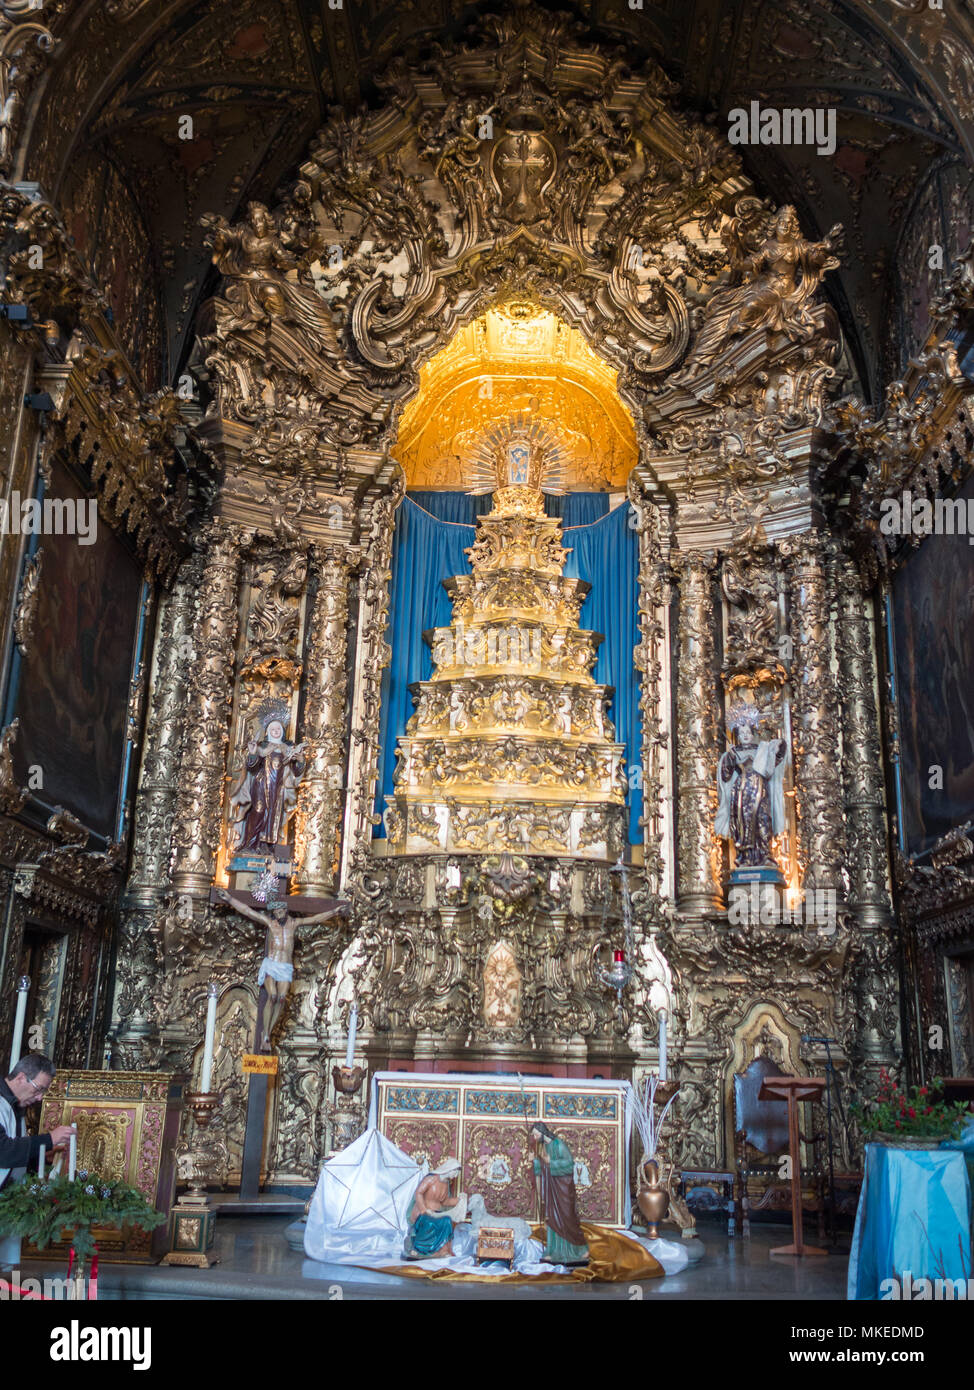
[854,1071,970,1141]
[0,1169,165,1263]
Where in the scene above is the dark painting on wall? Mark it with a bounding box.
[892,472,974,854]
[11,459,142,839]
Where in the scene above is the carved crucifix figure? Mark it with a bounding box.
[215,886,350,1052]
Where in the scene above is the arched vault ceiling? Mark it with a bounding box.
[18,0,974,389]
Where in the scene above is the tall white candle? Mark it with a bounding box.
[200,983,218,1093]
[9,976,29,1071]
[38,1144,45,1181]
[658,1010,668,1083]
[345,1002,358,1068]
[67,1130,77,1182]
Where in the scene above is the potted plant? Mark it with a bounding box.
[855,1071,969,1149]
[0,1169,165,1292]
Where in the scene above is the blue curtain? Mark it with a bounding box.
[549,492,610,525]
[375,497,475,827]
[408,490,610,526]
[406,491,493,523]
[563,503,642,842]
[376,494,642,843]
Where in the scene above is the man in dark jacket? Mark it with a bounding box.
[0,1053,75,1189]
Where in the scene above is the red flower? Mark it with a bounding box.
[895,1120,902,1128]
[908,1107,916,1119]
[919,1087,928,1096]
[925,1106,932,1114]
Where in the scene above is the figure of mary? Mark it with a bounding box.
[531,1123,589,1266]
[403,1159,463,1260]
[229,715,305,854]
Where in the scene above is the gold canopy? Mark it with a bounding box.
[393,306,638,492]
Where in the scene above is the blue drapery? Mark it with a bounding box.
[375,492,642,842]
[563,502,642,842]
[847,1145,973,1299]
[408,491,610,527]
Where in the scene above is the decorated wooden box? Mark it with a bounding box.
[34,1070,185,1262]
[371,1073,631,1227]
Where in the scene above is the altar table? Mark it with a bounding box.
[370,1072,631,1226]
[847,1144,972,1299]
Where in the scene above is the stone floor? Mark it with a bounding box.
[18,1216,853,1300]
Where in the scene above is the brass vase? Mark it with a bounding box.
[637,1157,670,1238]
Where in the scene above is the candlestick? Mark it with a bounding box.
[9,976,29,1071]
[200,983,218,1093]
[344,1002,358,1068]
[67,1131,77,1181]
[658,1010,668,1083]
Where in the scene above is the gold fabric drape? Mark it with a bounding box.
[378,1222,665,1284]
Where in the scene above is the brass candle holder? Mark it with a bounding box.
[327,1064,367,1156]
[161,1089,226,1267]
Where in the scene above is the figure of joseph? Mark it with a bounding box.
[531,1123,589,1266]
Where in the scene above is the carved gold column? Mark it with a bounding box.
[339,479,402,890]
[125,553,202,906]
[294,542,357,896]
[170,523,242,896]
[673,550,722,914]
[835,552,891,927]
[629,476,675,906]
[785,534,845,895]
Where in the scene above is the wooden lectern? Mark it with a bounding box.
[757,1074,826,1257]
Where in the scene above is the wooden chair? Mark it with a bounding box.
[679,1168,736,1236]
[733,1055,826,1240]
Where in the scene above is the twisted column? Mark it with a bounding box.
[673,550,722,913]
[785,534,846,896]
[170,523,242,895]
[125,552,202,906]
[294,543,357,895]
[835,552,892,926]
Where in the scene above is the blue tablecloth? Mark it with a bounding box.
[847,1144,972,1299]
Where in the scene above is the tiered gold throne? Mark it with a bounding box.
[384,423,627,861]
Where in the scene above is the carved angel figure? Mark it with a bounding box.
[680,203,841,380]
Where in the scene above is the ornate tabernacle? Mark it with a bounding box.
[371,1073,631,1227]
[385,424,626,862]
[35,1070,184,1262]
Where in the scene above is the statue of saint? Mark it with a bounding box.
[530,1122,589,1266]
[228,715,305,855]
[715,721,788,867]
[403,1159,464,1260]
[215,885,350,1052]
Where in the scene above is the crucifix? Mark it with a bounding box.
[212,878,349,1199]
[495,132,552,219]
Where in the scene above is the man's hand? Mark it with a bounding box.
[49,1124,76,1148]
[215,886,232,903]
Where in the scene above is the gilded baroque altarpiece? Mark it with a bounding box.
[6,1,971,1190]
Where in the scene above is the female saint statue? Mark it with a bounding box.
[228,715,305,854]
